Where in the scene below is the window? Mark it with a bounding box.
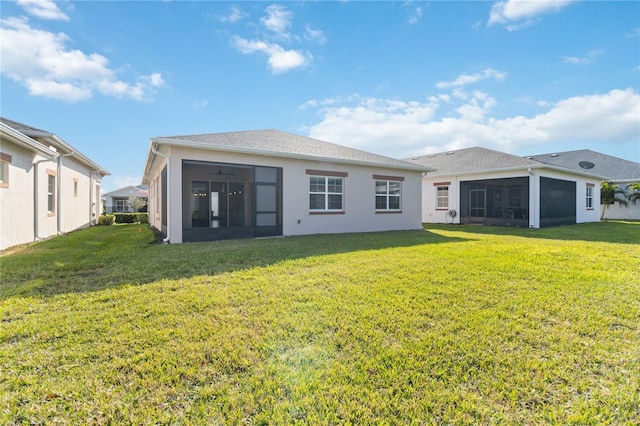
[115,200,128,212]
[437,186,449,208]
[309,176,343,210]
[0,152,11,188]
[375,179,401,211]
[586,184,594,209]
[47,169,56,215]
[73,178,78,197]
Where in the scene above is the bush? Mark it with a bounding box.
[135,213,149,224]
[114,213,148,224]
[98,214,115,225]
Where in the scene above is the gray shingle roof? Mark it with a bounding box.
[0,117,51,136]
[527,149,640,181]
[154,129,431,171]
[406,147,541,176]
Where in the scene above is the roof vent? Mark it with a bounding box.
[550,153,559,157]
[578,160,595,170]
[446,151,455,155]
[428,154,436,158]
[411,157,420,160]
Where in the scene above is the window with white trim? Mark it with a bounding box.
[586,184,594,209]
[436,186,449,209]
[375,180,401,210]
[115,200,128,212]
[309,175,344,211]
[0,152,11,188]
[47,170,56,215]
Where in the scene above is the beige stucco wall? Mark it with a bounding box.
[146,145,424,244]
[420,168,601,228]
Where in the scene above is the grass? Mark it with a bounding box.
[1,222,639,425]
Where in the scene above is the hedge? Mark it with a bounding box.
[113,213,149,224]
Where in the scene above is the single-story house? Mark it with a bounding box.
[406,147,605,228]
[527,150,640,221]
[0,117,110,250]
[103,185,149,213]
[141,129,433,243]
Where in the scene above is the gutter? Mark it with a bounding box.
[150,143,170,243]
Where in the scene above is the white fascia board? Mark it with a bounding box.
[0,122,59,158]
[152,137,434,173]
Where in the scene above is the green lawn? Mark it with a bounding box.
[1,222,639,425]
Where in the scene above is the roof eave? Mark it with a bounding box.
[425,163,608,180]
[0,122,59,158]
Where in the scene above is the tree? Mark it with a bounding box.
[600,182,627,220]
[627,182,640,204]
[128,196,147,212]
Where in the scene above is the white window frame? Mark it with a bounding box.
[435,184,450,209]
[375,179,402,211]
[306,170,347,213]
[586,184,594,209]
[0,152,11,189]
[47,169,56,216]
[115,199,128,212]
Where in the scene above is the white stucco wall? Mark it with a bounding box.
[420,168,601,228]
[0,140,103,251]
[145,146,423,244]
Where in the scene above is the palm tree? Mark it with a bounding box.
[600,182,627,220]
[627,182,640,204]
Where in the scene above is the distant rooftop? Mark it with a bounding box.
[527,149,640,181]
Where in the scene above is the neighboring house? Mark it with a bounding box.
[103,185,149,213]
[527,150,640,220]
[142,129,433,243]
[0,117,110,250]
[406,147,604,228]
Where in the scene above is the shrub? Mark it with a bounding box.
[114,213,148,224]
[98,214,115,225]
[114,213,136,224]
[135,213,149,224]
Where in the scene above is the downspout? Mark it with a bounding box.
[150,143,170,243]
[89,171,102,225]
[57,152,75,235]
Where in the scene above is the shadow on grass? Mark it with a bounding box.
[0,225,467,299]
[424,220,640,244]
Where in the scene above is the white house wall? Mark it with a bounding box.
[147,146,423,244]
[0,139,102,250]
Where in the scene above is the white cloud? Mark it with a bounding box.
[305,88,640,158]
[488,0,575,31]
[562,49,603,65]
[0,17,164,102]
[218,5,246,23]
[261,4,293,40]
[231,36,310,74]
[17,0,69,21]
[304,24,327,45]
[408,6,423,25]
[436,68,507,89]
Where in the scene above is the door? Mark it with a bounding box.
[469,188,486,222]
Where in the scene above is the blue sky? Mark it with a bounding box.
[1,0,639,192]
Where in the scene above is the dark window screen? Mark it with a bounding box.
[540,177,576,227]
